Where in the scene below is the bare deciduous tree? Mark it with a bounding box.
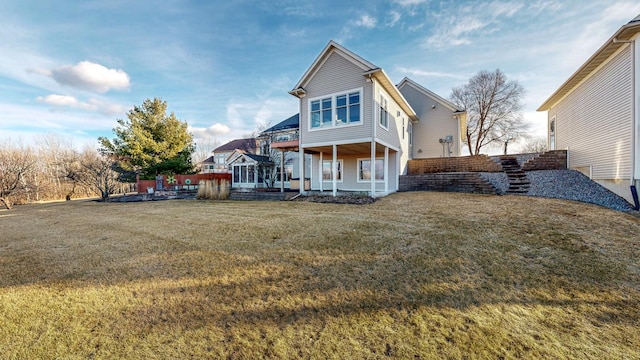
[77,150,121,202]
[0,144,36,209]
[451,69,527,155]
[520,136,549,153]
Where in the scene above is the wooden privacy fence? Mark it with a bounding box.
[137,173,232,194]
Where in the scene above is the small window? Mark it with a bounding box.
[358,158,384,181]
[322,160,343,181]
[379,95,388,129]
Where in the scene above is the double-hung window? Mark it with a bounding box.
[309,89,362,129]
[358,158,384,182]
[322,160,343,181]
[379,95,388,129]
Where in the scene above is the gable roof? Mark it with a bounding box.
[396,77,464,113]
[538,14,640,111]
[199,155,215,164]
[213,138,256,153]
[227,152,271,166]
[289,40,418,122]
[261,114,299,134]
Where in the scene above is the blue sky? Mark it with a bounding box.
[2,0,640,155]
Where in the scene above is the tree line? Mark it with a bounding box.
[1,98,197,209]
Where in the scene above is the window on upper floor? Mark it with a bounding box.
[215,153,227,165]
[378,94,389,129]
[309,89,362,130]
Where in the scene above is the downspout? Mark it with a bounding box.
[614,37,639,210]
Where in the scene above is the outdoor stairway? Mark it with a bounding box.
[500,156,530,194]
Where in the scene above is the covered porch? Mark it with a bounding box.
[298,140,399,197]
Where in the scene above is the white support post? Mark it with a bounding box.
[299,147,304,194]
[332,144,337,197]
[384,146,389,195]
[319,151,323,192]
[280,150,284,193]
[371,140,376,198]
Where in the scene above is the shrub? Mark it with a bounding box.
[197,179,230,200]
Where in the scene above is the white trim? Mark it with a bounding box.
[292,41,377,91]
[302,137,373,148]
[358,157,385,183]
[549,115,557,151]
[319,151,323,192]
[299,146,305,194]
[332,144,337,196]
[376,138,400,153]
[307,87,364,132]
[384,147,389,194]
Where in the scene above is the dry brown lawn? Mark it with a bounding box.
[0,192,638,359]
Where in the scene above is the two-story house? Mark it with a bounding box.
[288,41,465,197]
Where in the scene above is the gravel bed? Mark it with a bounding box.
[482,170,636,212]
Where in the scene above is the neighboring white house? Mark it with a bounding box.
[537,14,640,208]
[288,40,466,197]
[206,138,256,174]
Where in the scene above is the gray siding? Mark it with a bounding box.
[399,83,461,158]
[374,83,403,150]
[549,47,632,180]
[310,153,396,192]
[301,52,373,145]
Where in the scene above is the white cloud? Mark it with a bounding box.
[393,0,427,6]
[50,61,130,93]
[189,123,231,138]
[387,11,402,27]
[355,14,377,29]
[426,18,490,47]
[396,67,468,80]
[424,1,526,49]
[36,94,128,116]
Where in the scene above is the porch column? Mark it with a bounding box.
[370,140,376,198]
[299,147,304,194]
[319,151,323,192]
[332,144,337,197]
[384,146,389,194]
[254,165,258,188]
[280,150,284,193]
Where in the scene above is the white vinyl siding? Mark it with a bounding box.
[300,52,373,145]
[549,46,632,180]
[398,82,461,158]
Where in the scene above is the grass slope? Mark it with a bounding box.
[0,193,638,359]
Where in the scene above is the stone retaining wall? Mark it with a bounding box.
[399,173,497,194]
[407,155,503,174]
[522,150,567,171]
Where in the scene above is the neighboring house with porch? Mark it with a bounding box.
[256,113,301,190]
[198,155,217,174]
[287,40,466,197]
[206,138,256,174]
[537,14,640,207]
[226,151,272,189]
